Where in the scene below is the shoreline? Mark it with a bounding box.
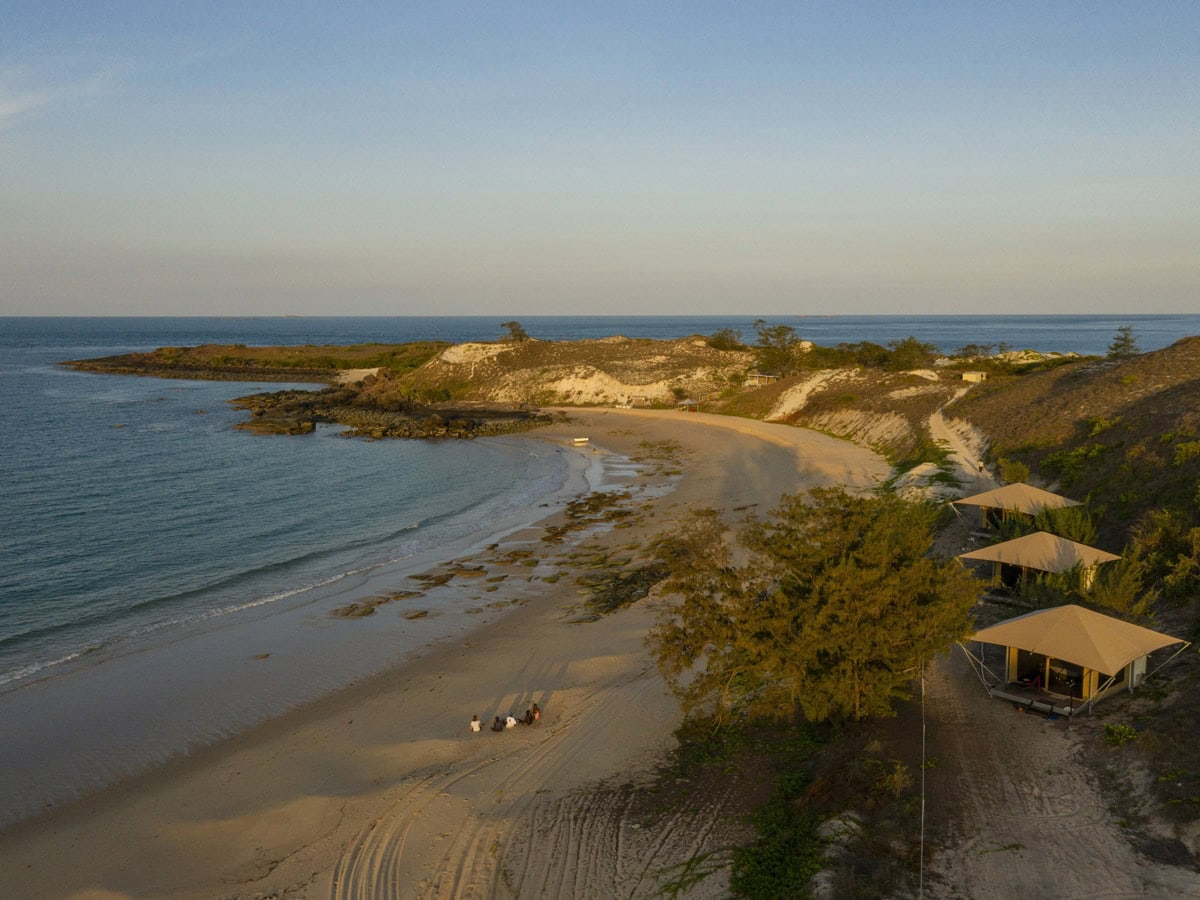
[0,408,890,898]
[0,427,612,831]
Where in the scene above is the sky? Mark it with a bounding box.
[1,2,1197,316]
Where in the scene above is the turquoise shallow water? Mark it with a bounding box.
[0,350,567,692]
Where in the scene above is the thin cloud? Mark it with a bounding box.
[0,60,128,131]
[0,77,52,129]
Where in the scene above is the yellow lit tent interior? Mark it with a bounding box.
[960,604,1189,716]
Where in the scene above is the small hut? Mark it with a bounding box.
[957,531,1118,589]
[745,372,780,386]
[953,482,1081,528]
[961,604,1189,714]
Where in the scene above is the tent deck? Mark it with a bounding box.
[987,682,1079,717]
[960,640,1083,716]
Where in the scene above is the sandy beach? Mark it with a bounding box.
[0,407,887,899]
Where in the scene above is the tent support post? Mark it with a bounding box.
[1079,673,1118,715]
[957,642,1002,694]
[1142,642,1193,685]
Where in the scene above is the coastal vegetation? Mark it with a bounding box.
[64,340,448,381]
[63,325,1200,889]
[648,488,979,725]
[500,320,531,342]
[644,488,980,896]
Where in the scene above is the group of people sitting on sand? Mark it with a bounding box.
[470,703,540,733]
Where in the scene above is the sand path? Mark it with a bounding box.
[927,387,997,494]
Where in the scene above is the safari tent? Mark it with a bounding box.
[957,531,1119,589]
[961,604,1189,715]
[953,482,1081,528]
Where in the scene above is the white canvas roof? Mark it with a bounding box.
[957,531,1119,573]
[972,604,1185,675]
[954,482,1081,517]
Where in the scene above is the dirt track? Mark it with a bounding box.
[922,648,1200,898]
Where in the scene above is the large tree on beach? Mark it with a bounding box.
[648,487,980,724]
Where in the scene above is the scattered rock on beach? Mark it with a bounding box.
[330,595,395,618]
[389,589,424,601]
[408,572,453,586]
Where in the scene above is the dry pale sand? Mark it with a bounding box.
[0,408,887,900]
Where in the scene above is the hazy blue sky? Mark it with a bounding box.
[2,2,1196,316]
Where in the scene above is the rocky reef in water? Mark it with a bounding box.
[231,377,562,439]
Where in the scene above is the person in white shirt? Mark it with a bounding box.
[505,714,518,728]
[470,715,481,732]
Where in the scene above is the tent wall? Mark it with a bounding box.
[1000,643,1131,701]
[1131,656,1147,689]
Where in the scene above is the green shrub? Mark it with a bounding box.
[1089,555,1156,617]
[1043,444,1107,485]
[1174,442,1200,466]
[866,758,913,799]
[1033,506,1097,544]
[730,771,824,897]
[706,327,744,351]
[1103,723,1138,748]
[999,458,1030,484]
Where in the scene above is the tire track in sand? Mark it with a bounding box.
[328,719,575,899]
[328,664,659,899]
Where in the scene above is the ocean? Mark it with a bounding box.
[0,313,1197,827]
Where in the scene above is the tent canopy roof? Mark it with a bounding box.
[954,482,1081,516]
[972,604,1184,675]
[957,531,1119,573]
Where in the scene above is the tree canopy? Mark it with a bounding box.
[885,336,939,371]
[751,318,800,374]
[706,327,744,351]
[1107,324,1140,359]
[500,320,530,342]
[648,487,980,724]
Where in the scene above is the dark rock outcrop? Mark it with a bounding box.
[230,385,561,438]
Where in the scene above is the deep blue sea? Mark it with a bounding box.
[0,313,1197,827]
[2,314,1197,692]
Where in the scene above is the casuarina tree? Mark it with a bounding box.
[648,487,980,724]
